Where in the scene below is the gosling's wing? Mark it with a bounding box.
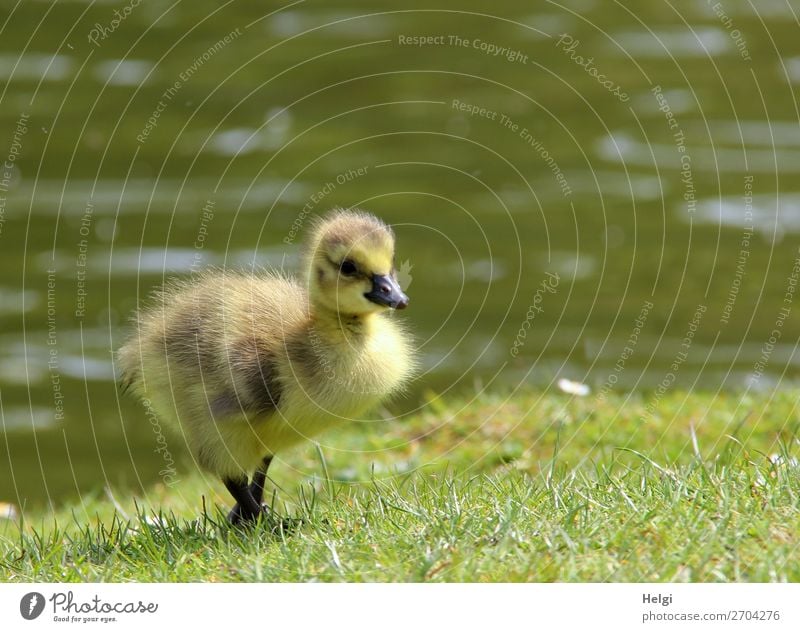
[203,272,307,420]
[117,270,306,421]
[221,340,284,418]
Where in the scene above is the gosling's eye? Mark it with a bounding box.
[339,260,358,276]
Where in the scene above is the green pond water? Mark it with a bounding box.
[2,0,800,506]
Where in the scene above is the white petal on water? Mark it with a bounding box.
[558,378,591,396]
[0,502,19,520]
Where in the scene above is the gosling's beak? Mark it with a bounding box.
[364,274,409,310]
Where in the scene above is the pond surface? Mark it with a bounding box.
[2,0,799,505]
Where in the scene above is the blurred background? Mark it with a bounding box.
[1,0,799,506]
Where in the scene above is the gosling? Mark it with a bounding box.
[117,209,414,525]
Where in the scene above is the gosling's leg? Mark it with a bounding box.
[248,455,301,532]
[249,456,273,506]
[225,456,272,525]
[224,476,262,525]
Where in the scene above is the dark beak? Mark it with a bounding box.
[364,274,409,310]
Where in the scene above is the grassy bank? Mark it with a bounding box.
[2,388,800,581]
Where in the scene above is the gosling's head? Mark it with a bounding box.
[305,208,409,316]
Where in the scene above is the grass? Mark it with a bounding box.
[2,388,800,581]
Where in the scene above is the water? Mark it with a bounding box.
[1,0,799,505]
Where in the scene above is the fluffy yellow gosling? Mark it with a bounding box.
[118,209,414,524]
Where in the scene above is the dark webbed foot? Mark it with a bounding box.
[227,503,300,532]
[227,504,276,526]
[223,476,261,525]
[225,456,274,526]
